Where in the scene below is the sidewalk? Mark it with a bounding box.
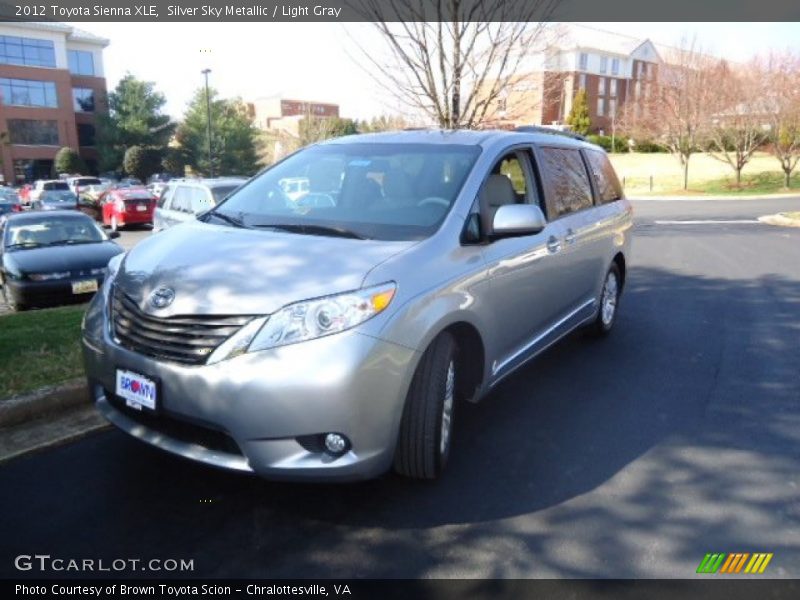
[627,192,800,201]
[0,379,109,463]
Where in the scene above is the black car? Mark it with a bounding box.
[0,187,22,217]
[31,190,79,211]
[0,211,123,311]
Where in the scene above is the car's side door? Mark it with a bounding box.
[534,144,608,315]
[475,147,575,381]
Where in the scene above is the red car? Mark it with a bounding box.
[101,187,156,231]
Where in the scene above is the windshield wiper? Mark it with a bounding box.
[250,223,368,240]
[5,242,42,250]
[203,210,249,229]
[45,239,97,246]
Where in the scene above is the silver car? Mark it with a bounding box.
[153,178,247,232]
[82,129,632,481]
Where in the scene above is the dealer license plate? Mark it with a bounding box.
[115,369,158,411]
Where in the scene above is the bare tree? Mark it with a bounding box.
[348,0,558,129]
[760,51,800,189]
[706,62,769,186]
[652,38,721,190]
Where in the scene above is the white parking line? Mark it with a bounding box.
[653,219,761,225]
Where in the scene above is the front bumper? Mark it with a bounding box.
[6,276,103,308]
[82,294,420,481]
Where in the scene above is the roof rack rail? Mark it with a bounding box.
[514,125,586,141]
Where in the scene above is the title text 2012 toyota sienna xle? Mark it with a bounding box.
[81,128,632,481]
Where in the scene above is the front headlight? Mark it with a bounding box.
[207,282,396,364]
[29,271,71,281]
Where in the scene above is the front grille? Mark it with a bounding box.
[111,287,252,365]
[106,390,243,456]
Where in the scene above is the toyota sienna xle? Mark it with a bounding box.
[81,128,632,481]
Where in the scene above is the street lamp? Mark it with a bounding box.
[201,68,213,177]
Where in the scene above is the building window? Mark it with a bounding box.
[599,56,608,73]
[609,79,617,97]
[578,73,586,90]
[72,88,95,112]
[611,58,620,75]
[0,78,58,108]
[7,119,59,145]
[77,123,96,147]
[597,98,605,117]
[68,50,95,76]
[0,36,56,68]
[637,62,644,78]
[609,98,617,118]
[579,52,588,71]
[598,77,606,96]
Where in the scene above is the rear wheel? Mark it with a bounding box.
[394,332,457,480]
[588,263,621,337]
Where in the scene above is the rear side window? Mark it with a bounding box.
[172,186,191,212]
[540,147,593,218]
[585,149,623,204]
[157,185,173,208]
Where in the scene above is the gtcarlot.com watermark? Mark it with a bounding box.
[14,554,194,573]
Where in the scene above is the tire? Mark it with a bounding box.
[1,283,24,312]
[393,332,458,480]
[588,263,621,337]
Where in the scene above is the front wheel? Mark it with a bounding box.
[588,263,621,337]
[1,282,24,312]
[393,332,457,480]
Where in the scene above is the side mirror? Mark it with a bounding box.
[492,204,547,238]
[108,230,121,239]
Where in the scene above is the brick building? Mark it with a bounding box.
[247,96,340,137]
[0,22,108,183]
[486,25,666,134]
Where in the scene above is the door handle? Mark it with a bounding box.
[546,236,561,254]
[565,229,577,245]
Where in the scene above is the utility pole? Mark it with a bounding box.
[201,68,213,177]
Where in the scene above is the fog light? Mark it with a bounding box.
[324,433,349,455]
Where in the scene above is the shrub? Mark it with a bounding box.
[586,134,626,153]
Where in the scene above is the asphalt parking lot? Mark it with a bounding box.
[1,197,798,578]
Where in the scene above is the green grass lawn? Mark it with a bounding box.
[609,152,798,196]
[0,304,87,400]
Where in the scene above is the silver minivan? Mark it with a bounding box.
[153,178,247,232]
[82,129,632,481]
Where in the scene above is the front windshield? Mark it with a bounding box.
[5,216,107,249]
[214,143,481,241]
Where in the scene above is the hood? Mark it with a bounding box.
[116,221,414,316]
[8,242,123,275]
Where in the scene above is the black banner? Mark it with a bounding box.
[4,580,800,600]
[0,0,799,22]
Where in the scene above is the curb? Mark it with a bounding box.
[0,378,88,428]
[628,193,800,201]
[758,214,800,228]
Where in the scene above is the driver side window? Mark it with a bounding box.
[472,150,539,239]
